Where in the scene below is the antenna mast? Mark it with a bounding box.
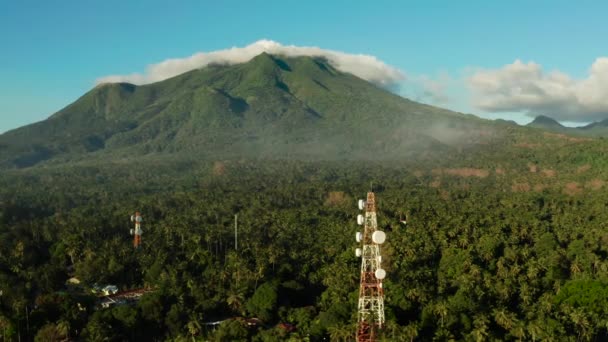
[234,214,238,251]
[130,212,143,249]
[355,192,386,342]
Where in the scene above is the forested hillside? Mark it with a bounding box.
[2,143,608,340]
[0,53,496,169]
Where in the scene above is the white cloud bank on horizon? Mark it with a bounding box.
[468,58,608,122]
[96,39,405,88]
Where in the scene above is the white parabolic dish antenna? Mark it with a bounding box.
[357,214,364,225]
[375,268,386,280]
[358,199,366,210]
[372,231,386,244]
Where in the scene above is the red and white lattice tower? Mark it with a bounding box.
[130,212,143,249]
[355,192,386,342]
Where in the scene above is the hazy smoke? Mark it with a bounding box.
[408,73,451,105]
[468,58,608,122]
[426,121,467,145]
[96,39,405,88]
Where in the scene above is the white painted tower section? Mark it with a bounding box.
[356,192,386,342]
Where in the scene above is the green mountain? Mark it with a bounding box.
[0,53,498,168]
[527,115,608,137]
[579,118,608,135]
[526,115,565,131]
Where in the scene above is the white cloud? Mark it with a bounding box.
[468,58,608,122]
[417,73,451,104]
[399,72,453,106]
[96,39,405,88]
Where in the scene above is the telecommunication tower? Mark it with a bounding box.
[355,192,386,342]
[130,212,143,249]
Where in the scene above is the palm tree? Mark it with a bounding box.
[328,323,351,342]
[433,301,448,327]
[186,318,201,339]
[519,283,532,307]
[381,320,399,341]
[227,292,245,314]
[570,261,582,277]
[569,308,590,341]
[527,321,543,342]
[403,322,419,342]
[493,308,514,330]
[470,314,489,342]
[468,327,487,342]
[510,322,526,342]
[56,320,70,340]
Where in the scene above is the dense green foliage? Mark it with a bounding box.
[1,151,608,340]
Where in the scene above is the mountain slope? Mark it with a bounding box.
[527,115,608,137]
[579,118,608,135]
[1,53,502,168]
[527,115,566,131]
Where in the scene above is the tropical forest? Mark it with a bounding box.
[1,52,608,342]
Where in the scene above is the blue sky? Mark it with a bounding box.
[1,0,608,133]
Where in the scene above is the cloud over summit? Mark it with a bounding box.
[96,40,405,88]
[468,58,608,122]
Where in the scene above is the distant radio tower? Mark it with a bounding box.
[355,192,386,342]
[130,212,143,249]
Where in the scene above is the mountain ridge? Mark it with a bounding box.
[527,115,565,130]
[0,53,543,169]
[526,115,608,137]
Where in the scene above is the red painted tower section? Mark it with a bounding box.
[130,212,143,249]
[355,192,386,342]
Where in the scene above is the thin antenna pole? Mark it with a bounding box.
[234,214,238,251]
[25,305,29,338]
[235,214,240,290]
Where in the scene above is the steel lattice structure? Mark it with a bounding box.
[356,192,385,342]
[130,212,143,249]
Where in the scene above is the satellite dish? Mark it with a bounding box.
[357,214,364,225]
[130,215,134,222]
[372,231,386,244]
[356,232,362,242]
[355,248,362,257]
[358,199,366,210]
[375,268,386,280]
